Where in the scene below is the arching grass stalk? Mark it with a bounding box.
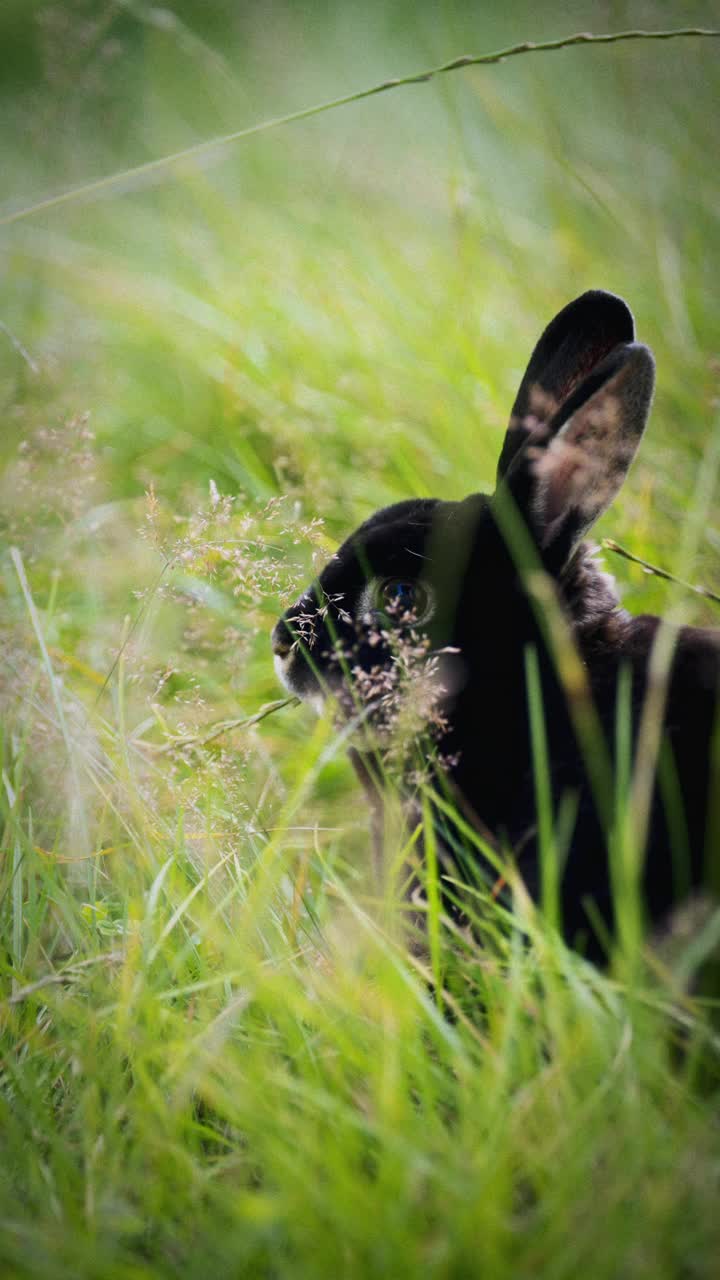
[1,27,718,229]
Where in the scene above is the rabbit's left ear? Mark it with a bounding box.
[498,340,655,566]
[497,290,636,481]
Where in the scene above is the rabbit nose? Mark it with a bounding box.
[271,620,293,659]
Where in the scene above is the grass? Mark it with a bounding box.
[2,1,720,1275]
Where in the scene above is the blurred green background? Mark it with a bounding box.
[3,0,719,736]
[3,0,719,824]
[2,4,720,1276]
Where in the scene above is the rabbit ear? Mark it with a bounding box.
[497,291,636,482]
[500,340,655,566]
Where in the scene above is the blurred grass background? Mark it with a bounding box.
[1,2,720,1276]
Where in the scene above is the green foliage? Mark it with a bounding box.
[1,3,720,1276]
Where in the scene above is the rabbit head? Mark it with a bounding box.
[272,290,655,768]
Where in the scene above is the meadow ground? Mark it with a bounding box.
[2,2,720,1276]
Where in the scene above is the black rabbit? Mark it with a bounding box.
[272,291,720,957]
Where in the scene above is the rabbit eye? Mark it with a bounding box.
[372,578,434,625]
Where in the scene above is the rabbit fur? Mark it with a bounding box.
[272,290,720,956]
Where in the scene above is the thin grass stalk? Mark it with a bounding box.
[491,486,615,833]
[421,793,444,1009]
[2,28,718,228]
[524,643,560,935]
[609,659,642,974]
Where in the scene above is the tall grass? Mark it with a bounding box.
[2,2,720,1275]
